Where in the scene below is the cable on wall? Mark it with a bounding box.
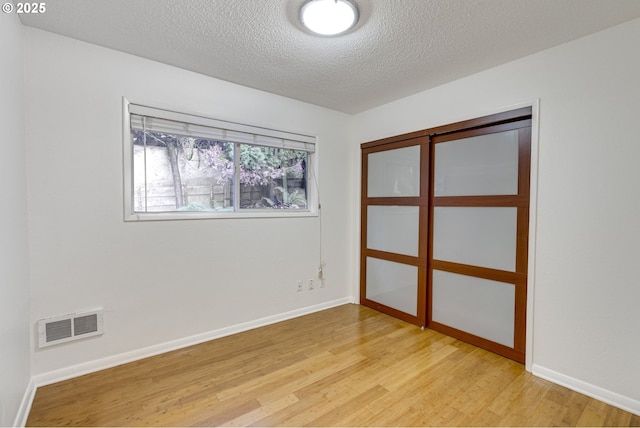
[309,154,325,281]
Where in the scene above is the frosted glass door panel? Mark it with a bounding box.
[368,146,420,197]
[366,257,418,316]
[433,207,517,271]
[432,270,515,347]
[367,206,419,256]
[434,130,518,196]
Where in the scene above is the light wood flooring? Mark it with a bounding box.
[27,304,639,427]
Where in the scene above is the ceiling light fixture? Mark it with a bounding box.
[300,0,359,36]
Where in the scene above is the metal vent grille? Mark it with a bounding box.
[74,314,98,336]
[45,319,72,342]
[38,310,103,348]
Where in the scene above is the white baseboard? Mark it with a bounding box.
[32,297,356,389]
[13,378,36,428]
[532,364,640,416]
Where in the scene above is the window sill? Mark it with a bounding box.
[124,209,318,222]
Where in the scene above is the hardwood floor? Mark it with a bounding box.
[27,304,639,427]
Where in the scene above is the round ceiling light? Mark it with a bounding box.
[300,0,359,36]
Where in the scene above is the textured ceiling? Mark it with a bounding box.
[19,0,640,113]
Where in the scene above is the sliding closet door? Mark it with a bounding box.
[360,134,429,326]
[360,108,531,362]
[429,119,531,363]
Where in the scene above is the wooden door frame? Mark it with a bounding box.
[428,118,531,363]
[360,133,430,327]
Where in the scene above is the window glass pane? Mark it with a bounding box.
[432,270,515,347]
[433,206,517,271]
[367,146,420,197]
[365,257,417,316]
[238,145,308,210]
[132,130,235,212]
[434,130,519,196]
[367,206,419,256]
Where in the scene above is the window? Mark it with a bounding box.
[123,100,317,220]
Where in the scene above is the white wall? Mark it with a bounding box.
[352,18,640,413]
[24,28,353,378]
[0,12,31,427]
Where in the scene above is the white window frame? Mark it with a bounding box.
[122,98,318,221]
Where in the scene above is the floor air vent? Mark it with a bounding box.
[38,310,103,348]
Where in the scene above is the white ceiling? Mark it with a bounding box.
[20,0,640,114]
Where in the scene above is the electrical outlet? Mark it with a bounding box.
[296,280,303,292]
[308,279,314,290]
